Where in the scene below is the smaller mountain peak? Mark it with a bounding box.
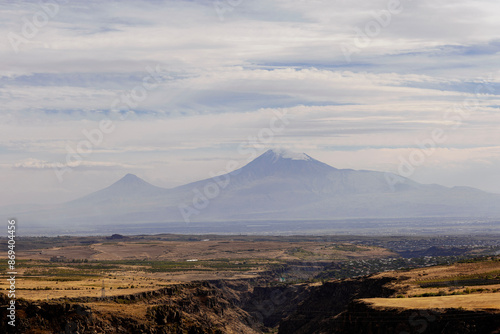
[109,173,165,192]
[266,148,312,161]
[113,173,151,187]
[121,173,141,182]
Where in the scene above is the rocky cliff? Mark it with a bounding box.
[277,276,500,334]
[333,300,500,334]
[2,276,500,333]
[278,276,396,333]
[0,282,260,334]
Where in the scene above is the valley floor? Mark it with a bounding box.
[1,234,500,333]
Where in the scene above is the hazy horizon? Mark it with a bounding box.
[2,0,500,206]
[6,147,500,209]
[41,148,500,206]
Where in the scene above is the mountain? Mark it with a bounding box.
[12,149,500,230]
[67,173,169,207]
[170,149,500,221]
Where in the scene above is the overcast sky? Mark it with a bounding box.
[1,0,500,206]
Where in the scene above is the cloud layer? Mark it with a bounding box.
[1,0,500,205]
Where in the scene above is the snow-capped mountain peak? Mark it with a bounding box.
[267,148,312,161]
[17,149,500,230]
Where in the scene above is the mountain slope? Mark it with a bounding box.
[67,173,170,206]
[170,149,500,221]
[13,149,500,228]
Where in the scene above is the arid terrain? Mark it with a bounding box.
[0,234,392,301]
[1,234,500,333]
[363,258,500,310]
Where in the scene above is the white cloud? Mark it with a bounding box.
[13,158,138,170]
[0,0,500,205]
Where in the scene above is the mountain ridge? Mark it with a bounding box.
[11,149,500,229]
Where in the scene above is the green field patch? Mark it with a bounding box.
[100,258,260,273]
[419,278,500,288]
[23,275,100,281]
[416,270,500,288]
[286,247,317,259]
[327,244,370,252]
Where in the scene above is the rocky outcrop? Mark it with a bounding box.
[278,276,396,334]
[0,297,101,334]
[210,279,312,328]
[334,300,500,334]
[0,281,260,334]
[277,276,500,334]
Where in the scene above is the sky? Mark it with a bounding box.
[1,0,500,206]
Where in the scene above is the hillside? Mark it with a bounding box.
[279,257,500,333]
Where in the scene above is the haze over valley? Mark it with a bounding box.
[9,149,500,236]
